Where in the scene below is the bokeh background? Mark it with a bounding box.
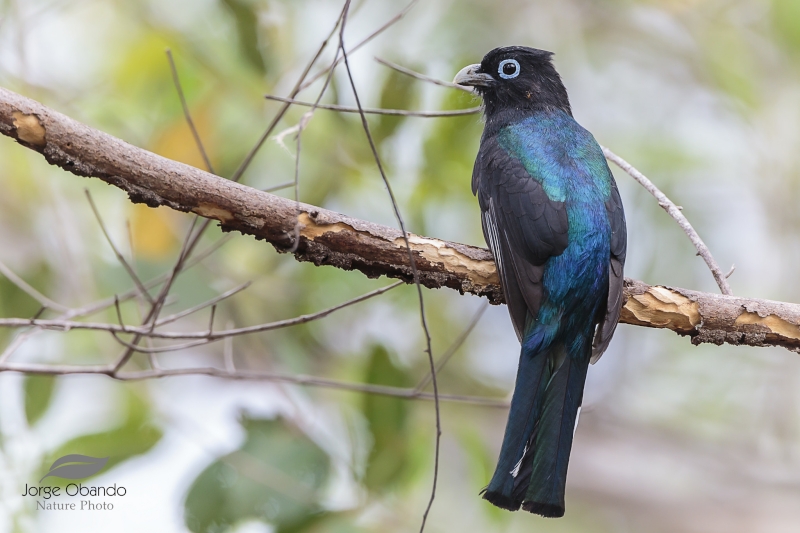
[1,0,800,531]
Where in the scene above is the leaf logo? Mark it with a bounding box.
[39,455,109,483]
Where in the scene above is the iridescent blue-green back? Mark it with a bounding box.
[475,108,626,516]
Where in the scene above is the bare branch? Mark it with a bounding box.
[336,11,440,530]
[0,281,404,342]
[85,190,155,305]
[414,301,488,392]
[374,57,474,93]
[154,281,250,327]
[297,0,420,92]
[0,259,69,312]
[230,1,349,184]
[602,146,733,296]
[0,361,508,407]
[166,49,214,174]
[3,87,800,352]
[265,94,481,117]
[110,332,210,354]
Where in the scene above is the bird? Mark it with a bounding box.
[453,46,627,518]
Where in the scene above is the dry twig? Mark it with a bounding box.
[265,94,481,117]
[603,147,733,296]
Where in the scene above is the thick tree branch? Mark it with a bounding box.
[2,86,799,352]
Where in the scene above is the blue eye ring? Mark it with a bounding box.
[498,59,520,79]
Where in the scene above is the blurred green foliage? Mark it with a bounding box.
[361,345,412,491]
[23,375,56,426]
[37,386,162,484]
[184,416,330,533]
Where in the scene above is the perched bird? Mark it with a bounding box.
[454,46,627,518]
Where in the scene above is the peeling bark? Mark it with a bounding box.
[2,86,800,352]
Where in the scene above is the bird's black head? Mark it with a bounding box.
[454,46,571,119]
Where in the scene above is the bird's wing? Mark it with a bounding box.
[591,174,627,363]
[473,136,569,340]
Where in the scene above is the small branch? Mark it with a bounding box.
[230,1,349,184]
[374,57,474,93]
[154,281,250,327]
[265,94,481,117]
[85,190,155,305]
[414,301,487,392]
[602,146,733,296]
[111,332,210,354]
[0,259,69,312]
[297,0,420,92]
[0,361,509,407]
[337,12,440,530]
[166,49,214,174]
[0,281,404,342]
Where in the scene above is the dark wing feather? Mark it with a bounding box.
[591,175,627,363]
[474,136,569,340]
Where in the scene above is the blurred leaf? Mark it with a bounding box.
[24,375,56,426]
[184,416,330,533]
[222,0,266,75]
[0,263,53,319]
[0,263,54,348]
[699,25,757,108]
[362,345,412,492]
[39,386,162,484]
[372,68,417,144]
[414,88,482,232]
[772,0,800,54]
[457,428,509,524]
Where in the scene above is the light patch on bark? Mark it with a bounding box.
[193,203,234,223]
[297,212,356,239]
[623,286,701,332]
[12,111,46,147]
[398,234,500,285]
[735,311,800,341]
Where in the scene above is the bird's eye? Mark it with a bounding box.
[498,59,520,79]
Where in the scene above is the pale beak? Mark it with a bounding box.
[453,64,494,88]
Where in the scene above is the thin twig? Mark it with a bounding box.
[602,146,733,295]
[207,304,216,335]
[0,361,509,407]
[265,94,481,117]
[337,7,439,531]
[0,233,232,364]
[297,0,420,92]
[263,180,295,193]
[0,259,69,312]
[229,2,348,184]
[107,4,352,369]
[0,281,403,341]
[85,190,155,305]
[110,332,210,354]
[223,322,235,372]
[113,296,127,332]
[166,49,215,174]
[154,282,250,327]
[414,302,488,392]
[111,215,200,373]
[374,57,474,93]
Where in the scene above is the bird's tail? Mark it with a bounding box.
[482,333,590,518]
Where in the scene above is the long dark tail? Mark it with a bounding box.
[482,336,590,518]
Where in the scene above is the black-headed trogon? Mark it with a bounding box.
[454,46,627,518]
